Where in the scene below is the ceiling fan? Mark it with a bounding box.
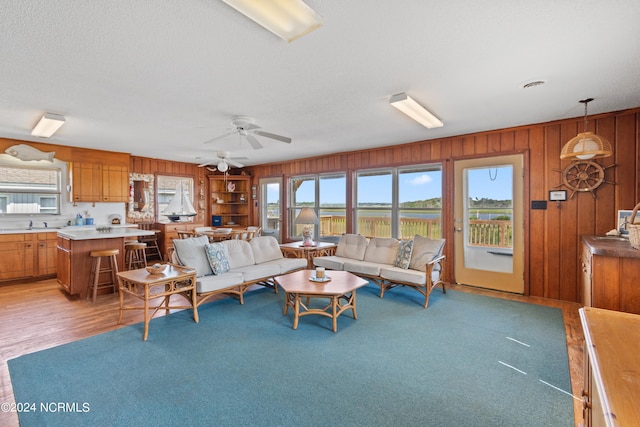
[198,151,247,172]
[203,116,292,149]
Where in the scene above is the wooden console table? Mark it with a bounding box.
[117,264,198,341]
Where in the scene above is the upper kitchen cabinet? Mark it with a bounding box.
[69,163,129,203]
[68,148,130,204]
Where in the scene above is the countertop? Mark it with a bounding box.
[57,227,155,241]
[582,234,640,258]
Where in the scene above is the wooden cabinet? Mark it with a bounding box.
[0,232,58,282]
[36,232,58,276]
[154,222,204,261]
[580,307,640,426]
[209,175,250,227]
[56,236,72,293]
[0,234,34,280]
[70,162,129,203]
[580,236,640,314]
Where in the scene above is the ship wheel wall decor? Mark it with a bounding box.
[555,160,616,198]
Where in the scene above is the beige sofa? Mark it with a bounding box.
[172,235,307,308]
[313,234,446,308]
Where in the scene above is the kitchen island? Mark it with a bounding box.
[57,227,155,299]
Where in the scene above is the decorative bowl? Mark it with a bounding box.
[146,264,168,275]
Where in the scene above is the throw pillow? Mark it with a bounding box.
[204,243,230,275]
[172,236,213,277]
[393,239,413,269]
[408,235,445,272]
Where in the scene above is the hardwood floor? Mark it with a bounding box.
[0,279,585,426]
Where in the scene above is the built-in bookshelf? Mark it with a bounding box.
[209,175,250,227]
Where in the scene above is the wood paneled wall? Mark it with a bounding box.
[247,107,640,303]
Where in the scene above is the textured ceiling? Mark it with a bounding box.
[1,0,639,167]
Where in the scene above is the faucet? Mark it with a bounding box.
[28,220,33,230]
[43,222,48,228]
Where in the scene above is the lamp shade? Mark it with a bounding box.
[560,132,612,160]
[294,207,319,224]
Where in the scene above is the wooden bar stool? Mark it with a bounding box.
[137,224,162,261]
[88,249,119,303]
[125,242,147,270]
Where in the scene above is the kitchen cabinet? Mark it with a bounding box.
[70,162,129,203]
[154,222,204,261]
[36,232,57,276]
[0,232,58,282]
[0,234,34,280]
[580,236,640,314]
[580,307,640,426]
[209,175,250,227]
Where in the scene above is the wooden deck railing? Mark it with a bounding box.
[317,215,512,248]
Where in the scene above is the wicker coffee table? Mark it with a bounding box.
[275,269,368,332]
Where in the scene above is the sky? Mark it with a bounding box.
[267,166,513,205]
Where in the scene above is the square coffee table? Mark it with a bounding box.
[275,269,368,332]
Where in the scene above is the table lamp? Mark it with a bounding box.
[294,207,319,247]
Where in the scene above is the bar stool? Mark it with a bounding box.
[88,249,119,303]
[137,223,162,261]
[125,242,148,270]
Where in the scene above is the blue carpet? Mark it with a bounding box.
[8,284,574,426]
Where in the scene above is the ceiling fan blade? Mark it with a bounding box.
[253,130,292,144]
[245,134,263,150]
[226,159,245,168]
[197,160,218,167]
[203,131,237,144]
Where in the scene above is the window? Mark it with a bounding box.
[288,173,346,241]
[355,165,442,239]
[355,169,393,237]
[0,165,61,215]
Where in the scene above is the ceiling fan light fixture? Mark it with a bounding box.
[222,0,322,42]
[560,98,612,160]
[389,93,443,129]
[31,113,66,138]
[217,160,229,172]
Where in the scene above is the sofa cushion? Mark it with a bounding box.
[172,236,212,277]
[409,235,445,272]
[223,239,255,269]
[313,255,348,271]
[363,237,400,264]
[249,236,283,264]
[196,272,244,293]
[232,264,281,282]
[335,234,368,260]
[204,242,230,275]
[260,258,308,274]
[393,239,414,269]
[380,266,427,286]
[344,260,383,276]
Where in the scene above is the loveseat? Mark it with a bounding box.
[172,235,307,308]
[313,234,446,308]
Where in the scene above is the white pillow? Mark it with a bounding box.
[408,235,445,272]
[172,236,213,277]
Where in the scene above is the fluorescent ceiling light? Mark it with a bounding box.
[31,113,66,138]
[222,0,322,42]
[389,93,443,129]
